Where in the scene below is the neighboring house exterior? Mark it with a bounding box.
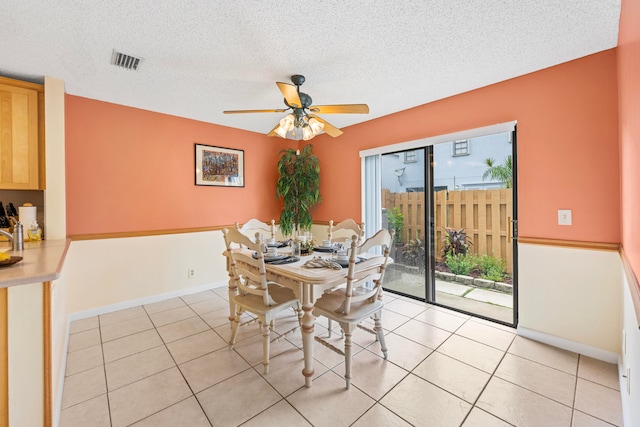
[382,131,512,192]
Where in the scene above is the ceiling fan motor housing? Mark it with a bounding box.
[284,92,312,109]
[291,74,306,86]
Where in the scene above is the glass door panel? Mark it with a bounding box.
[380,149,427,299]
[432,132,515,324]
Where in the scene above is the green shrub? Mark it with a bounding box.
[388,207,404,243]
[481,266,504,282]
[445,253,477,275]
[478,255,506,281]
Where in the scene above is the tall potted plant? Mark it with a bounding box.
[276,144,321,237]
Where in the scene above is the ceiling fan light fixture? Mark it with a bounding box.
[280,114,295,132]
[274,124,288,138]
[302,125,314,141]
[308,117,324,134]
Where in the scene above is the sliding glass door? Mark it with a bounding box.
[375,128,517,326]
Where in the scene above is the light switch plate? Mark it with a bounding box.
[558,209,572,225]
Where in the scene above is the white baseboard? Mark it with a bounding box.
[517,326,619,364]
[68,280,228,322]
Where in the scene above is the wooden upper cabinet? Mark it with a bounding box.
[0,76,44,190]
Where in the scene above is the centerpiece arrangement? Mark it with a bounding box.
[301,238,316,255]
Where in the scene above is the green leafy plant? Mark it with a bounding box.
[276,145,321,237]
[387,207,404,243]
[445,253,477,276]
[442,227,472,257]
[482,155,513,188]
[477,255,506,282]
[402,234,425,272]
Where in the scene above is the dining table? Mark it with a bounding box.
[224,244,384,388]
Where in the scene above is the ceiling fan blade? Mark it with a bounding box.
[309,114,343,137]
[223,109,288,114]
[276,82,302,108]
[309,104,369,114]
[266,122,281,137]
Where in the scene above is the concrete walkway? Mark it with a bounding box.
[384,272,514,324]
[436,279,514,308]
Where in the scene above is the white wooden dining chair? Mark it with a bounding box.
[313,228,394,389]
[328,219,365,245]
[223,227,302,374]
[325,219,365,337]
[223,219,275,324]
[235,218,277,242]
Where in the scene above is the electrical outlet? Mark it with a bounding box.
[558,209,572,225]
[187,268,196,279]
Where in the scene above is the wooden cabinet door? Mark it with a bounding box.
[0,82,40,189]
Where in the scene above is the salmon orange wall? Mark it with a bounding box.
[618,0,640,276]
[66,50,620,243]
[65,95,293,235]
[313,49,620,244]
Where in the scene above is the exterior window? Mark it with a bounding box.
[404,150,417,163]
[452,139,470,156]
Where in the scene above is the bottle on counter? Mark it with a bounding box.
[28,220,42,241]
[12,221,23,251]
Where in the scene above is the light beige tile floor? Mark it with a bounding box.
[60,289,624,427]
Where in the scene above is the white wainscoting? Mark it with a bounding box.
[64,231,229,315]
[518,242,622,356]
[620,262,640,427]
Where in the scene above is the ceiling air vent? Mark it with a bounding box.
[110,50,143,71]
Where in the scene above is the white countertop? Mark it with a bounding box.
[0,239,70,288]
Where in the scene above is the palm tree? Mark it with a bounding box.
[482,155,513,188]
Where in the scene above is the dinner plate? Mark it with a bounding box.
[266,242,287,248]
[0,256,23,267]
[313,246,334,253]
[253,252,287,261]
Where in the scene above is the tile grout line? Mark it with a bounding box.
[140,301,214,426]
[97,315,113,427]
[460,332,518,426]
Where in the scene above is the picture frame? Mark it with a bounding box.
[195,144,245,187]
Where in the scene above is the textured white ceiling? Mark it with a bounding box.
[0,0,621,135]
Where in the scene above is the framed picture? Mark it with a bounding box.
[195,144,245,187]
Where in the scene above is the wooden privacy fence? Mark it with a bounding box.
[382,188,513,273]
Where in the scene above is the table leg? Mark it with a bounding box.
[226,259,238,327]
[301,284,315,387]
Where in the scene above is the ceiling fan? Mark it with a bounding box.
[223,74,369,140]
